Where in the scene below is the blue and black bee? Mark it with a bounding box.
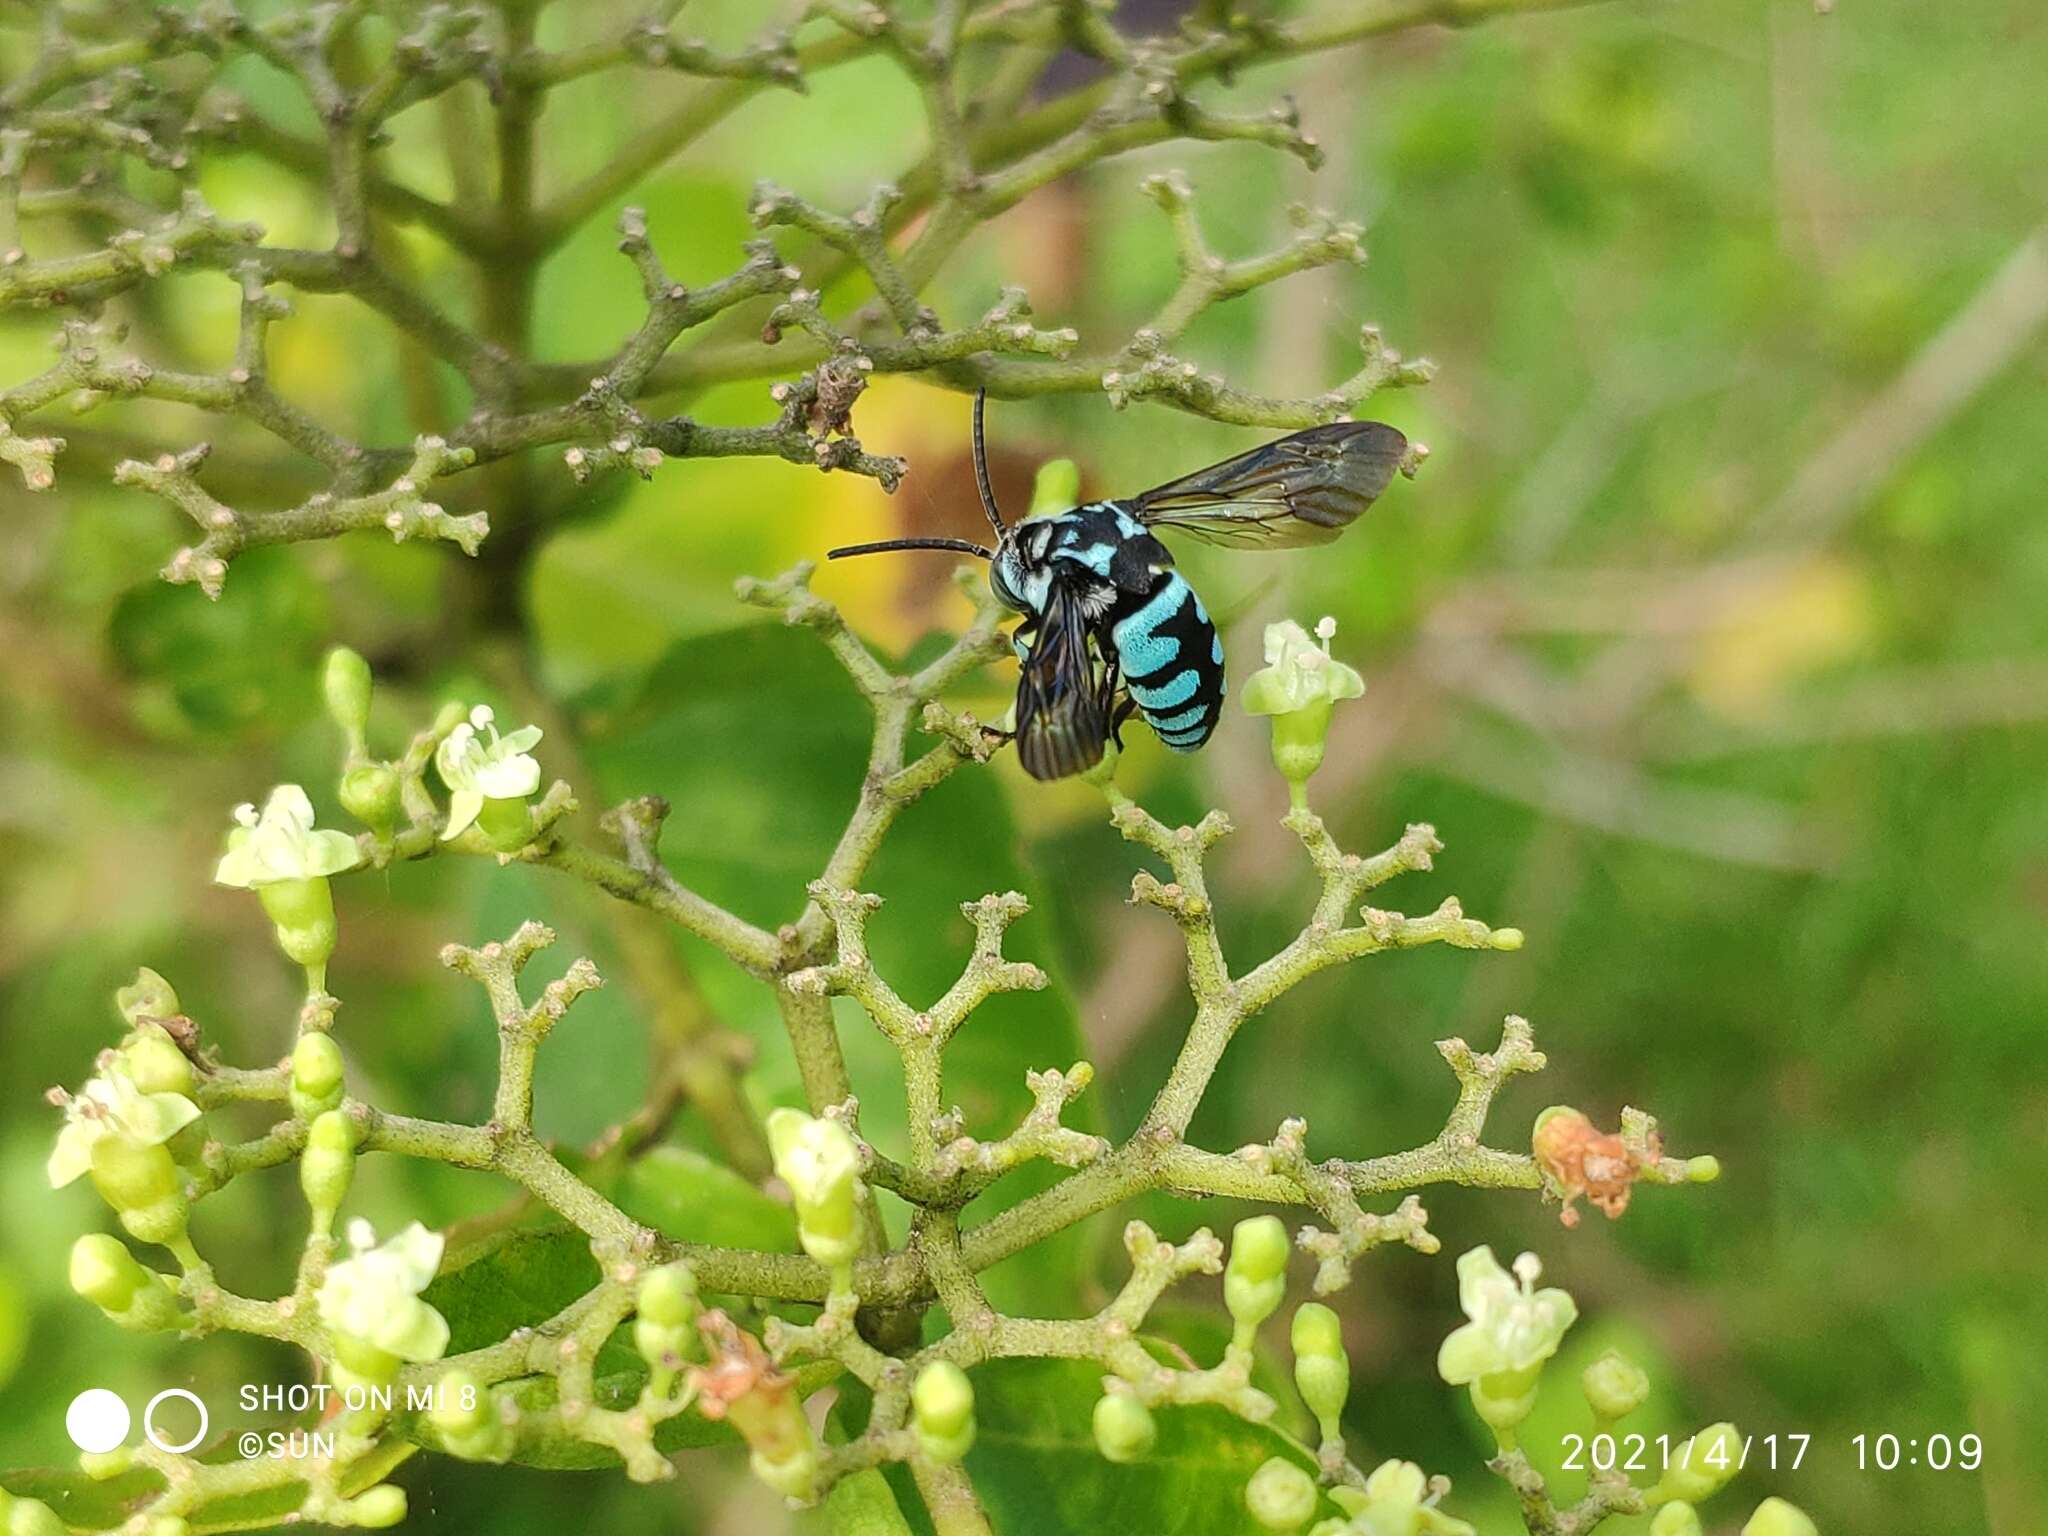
[830,392,1410,780]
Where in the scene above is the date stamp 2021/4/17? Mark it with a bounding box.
[1560,1431,1985,1475]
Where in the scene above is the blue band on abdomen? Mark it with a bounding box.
[1128,668,1200,710]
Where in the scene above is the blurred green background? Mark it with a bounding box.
[2,1,2043,1534]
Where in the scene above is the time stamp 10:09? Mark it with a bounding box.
[1559,1432,1985,1473]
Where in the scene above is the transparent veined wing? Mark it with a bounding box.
[1014,580,1110,780]
[1127,420,1409,549]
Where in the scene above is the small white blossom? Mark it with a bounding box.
[1436,1246,1578,1385]
[316,1219,450,1364]
[214,785,360,888]
[1241,617,1366,717]
[435,705,543,840]
[48,1061,201,1188]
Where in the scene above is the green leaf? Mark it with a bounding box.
[423,1227,602,1354]
[811,1467,918,1536]
[613,1145,798,1253]
[106,546,329,736]
[916,1358,1334,1536]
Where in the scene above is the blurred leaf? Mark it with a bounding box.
[1,1466,162,1531]
[106,547,329,736]
[613,1145,797,1253]
[425,1227,601,1354]
[918,1357,1333,1536]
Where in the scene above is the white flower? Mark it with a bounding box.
[1436,1246,1578,1386]
[48,1061,201,1188]
[435,705,543,840]
[316,1219,450,1364]
[214,785,360,888]
[1241,616,1366,717]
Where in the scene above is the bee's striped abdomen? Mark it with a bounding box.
[1112,572,1224,752]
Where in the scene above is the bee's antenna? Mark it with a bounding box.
[972,387,1005,537]
[828,537,995,561]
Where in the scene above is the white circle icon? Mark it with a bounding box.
[65,1389,131,1453]
[143,1388,209,1455]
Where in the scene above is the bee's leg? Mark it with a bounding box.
[1100,658,1137,750]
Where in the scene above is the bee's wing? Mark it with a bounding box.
[1127,420,1409,549]
[1014,580,1108,781]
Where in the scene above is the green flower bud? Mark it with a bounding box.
[1226,1215,1291,1335]
[1091,1393,1156,1464]
[258,876,340,985]
[1581,1349,1651,1422]
[476,793,535,852]
[1686,1155,1722,1183]
[291,1032,346,1119]
[1469,1364,1541,1436]
[765,1108,863,1270]
[913,1361,976,1464]
[750,1445,820,1499]
[1291,1303,1349,1436]
[428,1368,511,1462]
[1,1492,67,1536]
[118,1028,194,1099]
[1246,1457,1319,1532]
[634,1262,700,1386]
[89,1133,179,1213]
[1742,1498,1816,1536]
[342,1485,408,1528]
[301,1110,359,1236]
[116,1195,190,1252]
[323,647,374,754]
[78,1447,134,1481]
[1648,1423,1743,1506]
[71,1233,145,1310]
[428,1369,490,1436]
[637,1262,699,1326]
[338,763,401,835]
[115,968,180,1027]
[1650,1503,1704,1536]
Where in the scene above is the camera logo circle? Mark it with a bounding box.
[65,1389,130,1454]
[143,1389,209,1455]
